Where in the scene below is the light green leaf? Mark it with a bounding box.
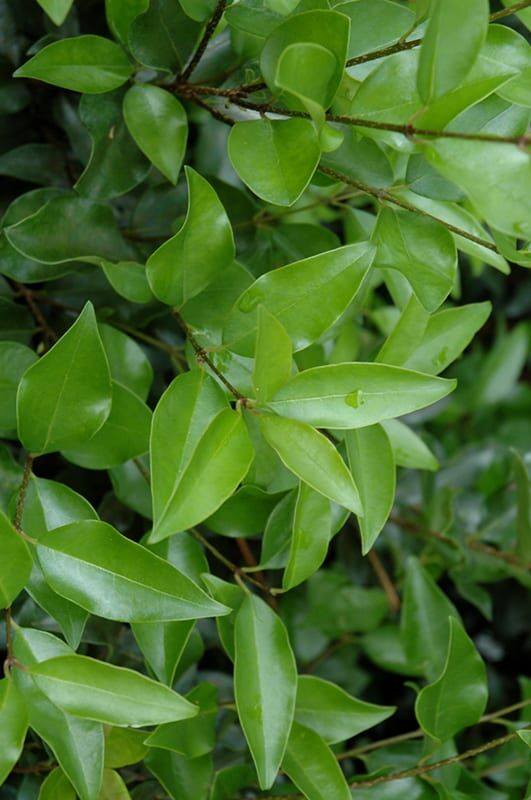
[29,654,198,726]
[518,729,531,747]
[338,0,414,59]
[283,483,331,591]
[98,324,153,401]
[200,574,246,661]
[403,301,491,375]
[234,593,297,790]
[17,302,112,454]
[105,0,149,45]
[417,0,489,103]
[14,36,132,94]
[0,678,28,784]
[374,207,457,312]
[415,617,487,741]
[381,419,438,472]
[253,306,292,405]
[0,342,37,435]
[472,323,529,407]
[150,407,254,542]
[38,767,76,800]
[376,294,430,367]
[350,50,420,127]
[269,363,456,429]
[282,721,350,800]
[36,0,74,26]
[295,675,395,744]
[147,167,234,306]
[223,243,374,356]
[62,381,151,470]
[229,118,320,207]
[132,619,194,686]
[104,728,149,768]
[99,769,131,800]
[123,85,188,185]
[401,557,461,680]
[0,510,32,607]
[36,519,230,621]
[144,683,217,758]
[346,424,395,553]
[260,415,362,515]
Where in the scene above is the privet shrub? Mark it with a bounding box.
[0,0,530,798]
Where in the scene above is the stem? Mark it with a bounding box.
[180,0,228,82]
[318,165,499,252]
[13,282,58,347]
[367,549,401,612]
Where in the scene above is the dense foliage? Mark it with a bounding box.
[0,0,531,798]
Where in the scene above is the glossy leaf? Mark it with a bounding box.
[260,415,362,515]
[200,574,246,661]
[0,510,32,607]
[98,324,153,401]
[295,675,394,744]
[100,769,131,800]
[282,721,351,800]
[38,768,76,800]
[234,593,297,789]
[339,0,414,59]
[17,302,112,454]
[105,0,148,45]
[269,363,456,429]
[283,483,331,590]
[123,85,188,185]
[132,620,194,686]
[147,167,234,306]
[36,519,230,621]
[381,419,438,472]
[145,749,212,800]
[415,617,488,741]
[253,305,292,404]
[229,118,320,206]
[0,678,28,784]
[346,424,396,553]
[30,654,198,726]
[129,0,202,73]
[0,342,37,435]
[14,36,133,94]
[223,243,374,356]
[144,683,217,758]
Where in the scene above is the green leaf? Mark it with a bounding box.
[338,0,414,59]
[35,0,74,26]
[401,557,461,679]
[0,510,32,607]
[253,306,292,405]
[36,519,230,621]
[38,767,76,800]
[16,302,112,455]
[200,574,246,661]
[61,381,151,469]
[104,727,149,768]
[376,294,430,367]
[12,628,104,800]
[374,208,457,312]
[417,0,489,103]
[144,683,217,758]
[282,721,351,800]
[381,419,438,472]
[472,323,529,407]
[223,243,374,356]
[105,0,149,45]
[283,483,331,591]
[0,342,37,435]
[98,324,153,401]
[150,395,254,542]
[179,0,217,21]
[229,118,320,207]
[14,36,133,94]
[0,678,28,784]
[260,415,362,515]
[129,0,202,73]
[147,167,234,306]
[269,363,456,429]
[346,424,395,553]
[295,675,395,744]
[145,749,212,800]
[29,654,198,726]
[123,85,188,185]
[415,617,488,741]
[403,301,491,375]
[350,50,420,126]
[518,729,531,748]
[513,449,531,563]
[5,194,132,264]
[99,769,131,800]
[132,619,194,686]
[234,593,297,790]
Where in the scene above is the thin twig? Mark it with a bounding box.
[180,0,228,82]
[367,549,401,612]
[14,282,58,347]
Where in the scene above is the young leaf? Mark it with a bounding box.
[381,419,439,472]
[36,0,74,26]
[415,617,488,741]
[150,408,254,543]
[36,519,230,622]
[0,510,32,607]
[38,768,76,800]
[223,243,374,356]
[14,36,133,94]
[228,118,320,206]
[417,0,489,102]
[29,654,198,726]
[17,302,112,455]
[147,167,234,306]
[346,424,396,553]
[123,85,188,185]
[269,363,456,429]
[282,721,351,800]
[253,305,292,405]
[283,483,332,591]
[0,679,28,784]
[104,728,149,768]
[260,415,362,515]
[376,294,430,367]
[295,675,395,744]
[234,593,297,789]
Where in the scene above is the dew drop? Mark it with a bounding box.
[237,290,264,313]
[345,389,364,408]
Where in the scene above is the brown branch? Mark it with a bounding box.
[14,282,58,347]
[465,536,531,571]
[367,549,401,612]
[188,92,236,126]
[180,0,228,82]
[490,0,531,21]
